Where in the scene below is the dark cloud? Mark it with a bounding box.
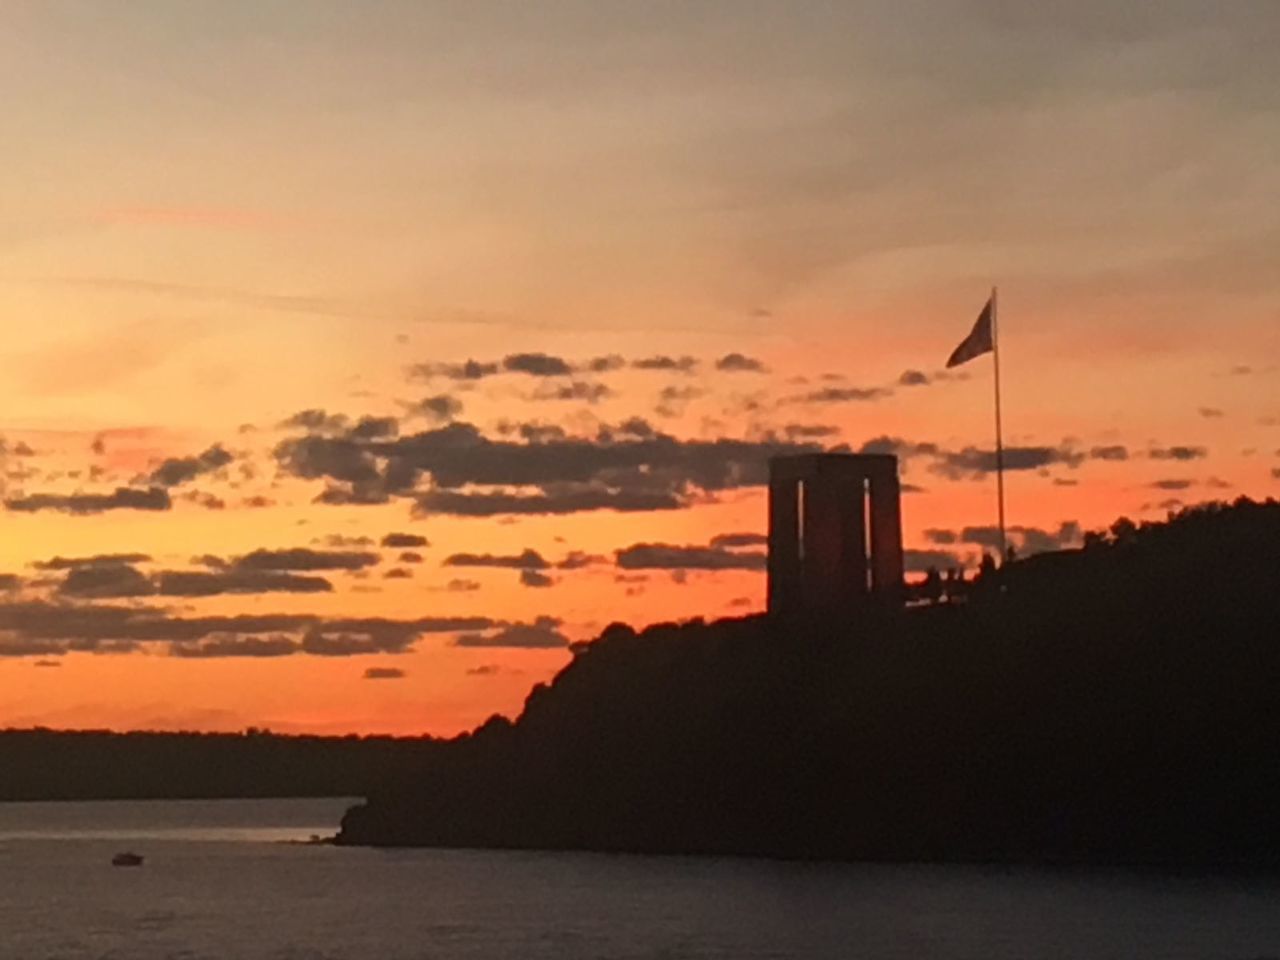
[280,410,351,433]
[33,659,61,668]
[520,569,554,588]
[317,534,375,548]
[533,380,611,404]
[381,532,428,548]
[363,667,406,680]
[242,495,275,508]
[444,549,549,570]
[715,353,767,373]
[34,553,151,571]
[147,444,233,488]
[454,616,568,649]
[1148,445,1208,461]
[0,574,22,592]
[555,551,606,570]
[654,384,703,417]
[277,419,824,516]
[1089,445,1129,461]
[409,394,463,423]
[5,486,171,515]
[408,359,499,382]
[60,563,155,599]
[347,416,399,441]
[417,486,682,517]
[791,386,890,404]
[466,664,500,676]
[170,636,299,658]
[708,532,768,549]
[632,355,697,373]
[922,528,958,545]
[181,490,226,510]
[783,424,840,440]
[586,354,626,373]
[1151,478,1195,490]
[0,601,496,657]
[615,543,767,571]
[156,570,333,597]
[382,568,413,579]
[504,352,573,377]
[232,548,380,572]
[928,445,1085,481]
[960,521,1082,555]
[897,369,931,387]
[1198,407,1225,418]
[443,578,481,592]
[397,551,424,564]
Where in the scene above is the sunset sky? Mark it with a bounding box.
[1,2,1276,735]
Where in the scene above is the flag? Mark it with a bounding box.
[946,295,994,368]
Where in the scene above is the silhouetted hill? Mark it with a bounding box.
[338,498,1280,865]
[0,728,439,801]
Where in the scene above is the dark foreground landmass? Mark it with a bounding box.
[0,727,438,801]
[338,498,1280,865]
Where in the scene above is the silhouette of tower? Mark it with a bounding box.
[767,453,903,618]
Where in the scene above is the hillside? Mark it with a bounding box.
[337,498,1280,865]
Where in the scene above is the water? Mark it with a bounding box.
[1,798,1278,959]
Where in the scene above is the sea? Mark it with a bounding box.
[1,797,1278,959]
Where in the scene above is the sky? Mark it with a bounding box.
[0,1,1277,735]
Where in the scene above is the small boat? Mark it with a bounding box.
[111,852,144,867]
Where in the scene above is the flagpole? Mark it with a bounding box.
[991,285,1007,562]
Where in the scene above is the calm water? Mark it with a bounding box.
[1,798,1278,959]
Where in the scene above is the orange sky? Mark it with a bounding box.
[0,2,1276,735]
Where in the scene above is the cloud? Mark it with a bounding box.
[0,601,496,657]
[317,535,374,548]
[466,664,500,676]
[897,369,930,387]
[790,386,889,404]
[454,616,568,648]
[1148,445,1208,461]
[1151,478,1195,490]
[520,569,555,588]
[442,578,481,592]
[170,636,299,658]
[156,570,333,596]
[5,486,171,514]
[408,394,463,423]
[615,543,767,571]
[1198,407,1224,418]
[444,549,548,570]
[783,424,840,440]
[363,667,406,680]
[147,444,233,488]
[715,353,767,373]
[382,567,413,579]
[555,551,606,570]
[960,521,1082,555]
[381,532,428,548]
[416,487,683,517]
[1089,445,1129,461]
[708,532,768,549]
[277,418,825,516]
[60,564,155,598]
[397,551,424,564]
[532,381,611,404]
[34,553,151,570]
[503,352,572,377]
[929,445,1085,480]
[586,354,625,373]
[231,548,380,572]
[632,355,697,373]
[922,528,957,544]
[409,359,499,382]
